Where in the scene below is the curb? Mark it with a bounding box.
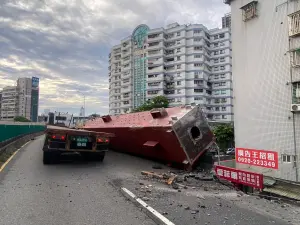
[121,187,175,225]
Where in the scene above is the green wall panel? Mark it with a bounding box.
[0,124,46,143]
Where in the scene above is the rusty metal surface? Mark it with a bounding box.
[47,125,114,137]
[84,105,214,168]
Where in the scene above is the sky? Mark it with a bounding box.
[0,0,230,116]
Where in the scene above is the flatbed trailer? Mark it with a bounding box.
[42,125,114,164]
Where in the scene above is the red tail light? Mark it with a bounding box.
[52,135,56,139]
[61,136,65,140]
[105,139,109,143]
[97,138,103,143]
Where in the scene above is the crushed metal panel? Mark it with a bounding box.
[172,105,214,165]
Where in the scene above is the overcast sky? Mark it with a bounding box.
[0,0,230,116]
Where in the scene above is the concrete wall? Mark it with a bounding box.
[230,0,300,181]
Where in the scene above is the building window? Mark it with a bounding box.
[177,89,181,94]
[214,43,218,47]
[215,99,220,103]
[220,57,225,62]
[220,42,225,46]
[220,50,225,54]
[214,59,219,63]
[219,33,225,38]
[194,55,201,58]
[289,11,300,37]
[194,30,201,34]
[177,32,181,36]
[222,115,227,119]
[241,1,258,22]
[220,74,226,78]
[194,97,203,100]
[177,81,181,85]
[194,89,203,93]
[292,82,300,104]
[214,75,219,79]
[220,66,225,70]
[194,63,203,67]
[222,107,226,111]
[177,56,181,60]
[221,98,227,103]
[282,154,294,163]
[214,35,219,40]
[177,64,181,69]
[177,48,181,53]
[194,46,203,51]
[177,72,181,77]
[221,90,226,95]
[194,38,201,42]
[214,67,219,71]
[215,107,220,111]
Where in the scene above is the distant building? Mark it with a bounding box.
[79,107,85,117]
[109,17,233,122]
[0,86,18,120]
[222,13,231,29]
[0,77,40,121]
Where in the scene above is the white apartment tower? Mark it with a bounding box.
[225,0,300,182]
[0,86,18,120]
[109,19,233,121]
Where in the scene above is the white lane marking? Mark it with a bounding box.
[0,140,31,172]
[121,187,137,199]
[121,187,175,225]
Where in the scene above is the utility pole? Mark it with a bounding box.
[84,95,85,117]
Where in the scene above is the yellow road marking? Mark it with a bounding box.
[0,141,31,172]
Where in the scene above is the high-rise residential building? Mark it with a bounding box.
[222,13,231,28]
[0,77,39,121]
[108,19,233,121]
[0,86,18,120]
[225,0,300,182]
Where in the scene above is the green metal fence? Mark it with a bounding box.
[0,123,46,143]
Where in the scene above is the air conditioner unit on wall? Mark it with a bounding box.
[291,104,300,112]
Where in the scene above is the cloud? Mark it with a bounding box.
[0,0,229,116]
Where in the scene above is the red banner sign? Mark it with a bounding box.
[215,165,264,189]
[235,148,278,169]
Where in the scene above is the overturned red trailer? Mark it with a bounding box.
[84,105,215,169]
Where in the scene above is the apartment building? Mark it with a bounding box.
[0,77,39,122]
[108,19,233,121]
[225,0,300,182]
[0,86,18,120]
[222,13,231,28]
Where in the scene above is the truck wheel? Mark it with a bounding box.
[43,151,52,164]
[43,151,60,164]
[94,152,105,162]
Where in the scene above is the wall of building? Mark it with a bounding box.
[230,0,300,181]
[108,19,234,122]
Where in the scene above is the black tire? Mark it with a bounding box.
[43,151,60,164]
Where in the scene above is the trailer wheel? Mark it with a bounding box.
[43,151,59,164]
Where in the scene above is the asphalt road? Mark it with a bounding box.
[0,135,299,225]
[0,135,155,225]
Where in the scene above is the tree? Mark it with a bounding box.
[89,113,100,118]
[14,116,31,122]
[133,96,169,112]
[212,124,234,151]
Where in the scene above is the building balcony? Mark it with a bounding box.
[148,42,163,50]
[148,50,163,58]
[121,80,132,86]
[148,58,163,65]
[121,86,131,93]
[122,51,131,58]
[147,74,163,82]
[147,66,163,74]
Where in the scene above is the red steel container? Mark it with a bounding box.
[84,105,214,168]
